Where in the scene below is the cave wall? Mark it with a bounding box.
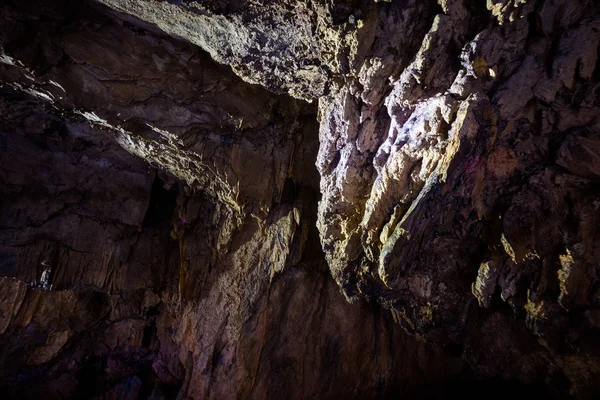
[1,0,600,399]
[0,1,459,398]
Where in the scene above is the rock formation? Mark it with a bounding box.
[0,0,599,398]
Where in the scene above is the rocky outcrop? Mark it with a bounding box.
[1,0,599,398]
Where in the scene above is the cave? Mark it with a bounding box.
[1,0,599,399]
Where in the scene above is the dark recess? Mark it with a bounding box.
[142,176,178,229]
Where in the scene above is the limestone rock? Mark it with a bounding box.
[1,0,600,398]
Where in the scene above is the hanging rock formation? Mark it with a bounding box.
[1,0,599,398]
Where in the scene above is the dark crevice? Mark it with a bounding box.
[142,321,156,348]
[142,176,178,229]
[279,177,297,205]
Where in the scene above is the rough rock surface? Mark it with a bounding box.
[1,0,599,398]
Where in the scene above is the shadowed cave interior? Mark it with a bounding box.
[1,0,599,399]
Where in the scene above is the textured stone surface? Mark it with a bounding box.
[1,0,600,398]
[0,1,458,398]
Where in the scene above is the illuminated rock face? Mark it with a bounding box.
[1,0,599,398]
